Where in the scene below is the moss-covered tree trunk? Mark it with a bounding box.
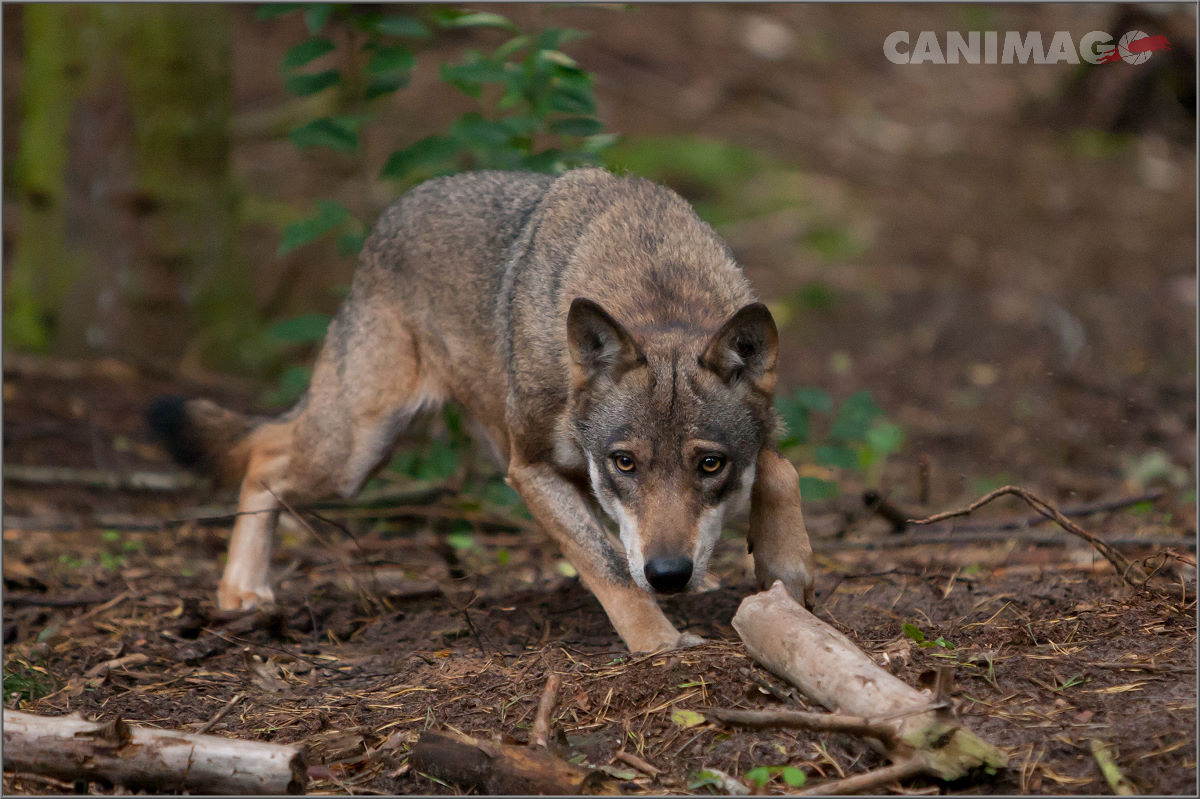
[5,4,264,373]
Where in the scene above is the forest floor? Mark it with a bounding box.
[1,355,1194,795]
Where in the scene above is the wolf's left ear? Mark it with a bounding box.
[701,302,778,394]
[567,298,645,388]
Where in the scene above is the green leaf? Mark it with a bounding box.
[549,116,604,137]
[798,476,838,501]
[902,622,925,643]
[441,56,509,95]
[492,34,533,62]
[256,4,304,21]
[782,766,807,787]
[687,771,722,791]
[269,313,331,344]
[549,85,595,114]
[262,365,312,408]
[368,45,414,74]
[278,200,351,255]
[380,135,459,179]
[521,148,566,173]
[794,387,833,414]
[670,708,705,729]
[336,231,366,256]
[285,69,340,96]
[451,113,515,148]
[815,445,857,470]
[365,73,410,101]
[447,531,475,551]
[745,766,772,787]
[289,117,357,152]
[372,14,431,38]
[304,3,333,34]
[536,27,589,52]
[866,421,905,456]
[437,11,519,33]
[538,49,578,69]
[281,36,335,70]
[831,390,883,442]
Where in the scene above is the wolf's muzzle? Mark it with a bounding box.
[644,556,693,594]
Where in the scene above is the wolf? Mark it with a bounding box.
[149,168,814,653]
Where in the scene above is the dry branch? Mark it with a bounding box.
[409,728,602,795]
[2,710,306,794]
[530,673,562,749]
[905,485,1147,584]
[1,464,205,492]
[700,707,895,741]
[730,582,1007,787]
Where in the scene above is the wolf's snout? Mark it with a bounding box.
[644,556,693,594]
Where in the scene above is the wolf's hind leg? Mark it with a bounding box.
[218,300,441,611]
[748,448,815,607]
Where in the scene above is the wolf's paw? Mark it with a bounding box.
[217,582,276,612]
[755,562,815,609]
[674,632,706,649]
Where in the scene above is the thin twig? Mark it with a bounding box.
[798,758,926,795]
[529,673,562,749]
[906,485,1147,585]
[698,707,896,742]
[613,749,660,777]
[195,693,245,735]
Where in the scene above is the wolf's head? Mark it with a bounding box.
[566,297,778,594]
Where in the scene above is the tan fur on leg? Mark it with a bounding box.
[749,449,815,607]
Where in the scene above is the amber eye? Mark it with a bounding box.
[612,453,637,473]
[699,454,726,474]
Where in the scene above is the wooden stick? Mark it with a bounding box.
[195,693,245,735]
[699,706,896,741]
[731,582,1007,782]
[2,710,306,795]
[529,673,562,750]
[798,758,926,795]
[1,464,205,492]
[905,485,1146,584]
[613,749,660,777]
[409,729,592,795]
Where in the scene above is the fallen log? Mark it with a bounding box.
[2,710,306,794]
[729,582,1007,787]
[409,728,608,795]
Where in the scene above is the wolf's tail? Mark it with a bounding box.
[146,396,260,486]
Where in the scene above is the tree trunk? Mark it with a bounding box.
[4,5,265,373]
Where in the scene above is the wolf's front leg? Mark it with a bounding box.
[748,448,815,607]
[507,460,701,652]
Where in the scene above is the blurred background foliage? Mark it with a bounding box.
[3,2,1195,509]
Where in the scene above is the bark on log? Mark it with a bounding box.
[732,582,1007,781]
[2,710,306,794]
[409,729,605,795]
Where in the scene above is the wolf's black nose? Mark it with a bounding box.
[645,557,693,593]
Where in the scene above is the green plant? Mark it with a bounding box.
[902,623,955,649]
[3,659,56,704]
[776,387,905,499]
[258,4,615,408]
[745,764,808,788]
[1057,673,1087,691]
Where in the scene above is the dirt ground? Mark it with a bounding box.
[3,2,1197,796]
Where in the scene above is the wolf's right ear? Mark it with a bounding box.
[567,298,644,388]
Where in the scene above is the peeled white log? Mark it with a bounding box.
[2,710,306,794]
[732,582,1007,780]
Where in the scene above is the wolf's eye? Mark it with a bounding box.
[612,453,637,473]
[699,454,726,474]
